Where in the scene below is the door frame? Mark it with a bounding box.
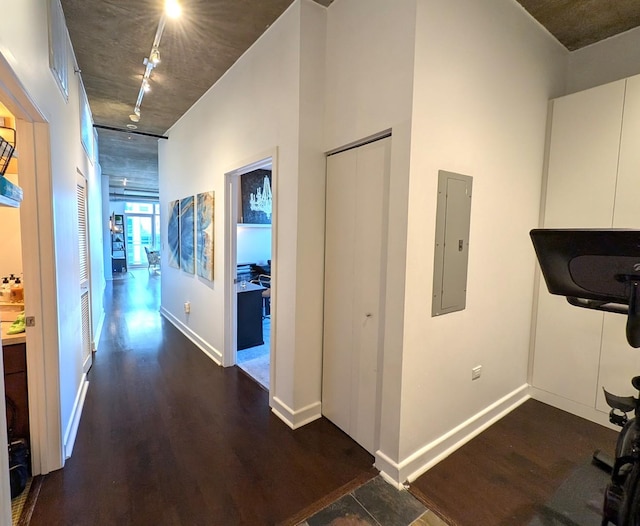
[124,211,158,267]
[0,52,62,508]
[223,149,277,399]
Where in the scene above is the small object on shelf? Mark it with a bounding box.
[7,311,25,334]
[10,277,23,303]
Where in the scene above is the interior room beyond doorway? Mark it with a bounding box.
[234,166,272,390]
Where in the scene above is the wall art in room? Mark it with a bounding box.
[196,191,215,281]
[168,199,180,269]
[240,169,272,224]
[180,196,195,274]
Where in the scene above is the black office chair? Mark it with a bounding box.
[250,274,271,319]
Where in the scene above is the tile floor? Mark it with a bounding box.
[298,476,449,526]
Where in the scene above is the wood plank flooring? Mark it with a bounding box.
[29,270,375,525]
[26,268,622,525]
[409,399,618,526]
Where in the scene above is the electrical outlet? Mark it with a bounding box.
[184,301,191,314]
[472,365,482,381]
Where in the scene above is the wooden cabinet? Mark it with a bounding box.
[533,74,640,417]
[237,283,264,350]
[3,342,29,442]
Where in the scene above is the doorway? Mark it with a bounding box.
[0,53,60,521]
[224,153,276,394]
[123,202,161,268]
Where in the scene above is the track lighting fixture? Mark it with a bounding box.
[129,0,180,123]
[149,48,161,66]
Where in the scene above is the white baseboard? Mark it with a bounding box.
[271,396,322,429]
[93,308,105,352]
[529,386,617,431]
[376,384,530,485]
[160,306,222,365]
[63,374,89,459]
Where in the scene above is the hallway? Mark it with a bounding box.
[27,270,375,525]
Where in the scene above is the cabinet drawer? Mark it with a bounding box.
[3,342,26,375]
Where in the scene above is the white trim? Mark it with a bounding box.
[375,384,530,484]
[223,148,278,408]
[529,386,617,430]
[0,54,63,478]
[93,308,106,352]
[160,307,223,365]
[63,375,89,459]
[271,397,322,429]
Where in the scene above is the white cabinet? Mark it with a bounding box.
[533,75,640,414]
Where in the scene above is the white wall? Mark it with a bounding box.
[567,26,640,94]
[324,0,417,475]
[160,0,328,426]
[390,0,567,481]
[159,0,571,485]
[0,0,105,469]
[237,226,271,266]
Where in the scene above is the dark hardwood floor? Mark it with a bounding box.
[410,398,618,526]
[26,268,622,525]
[29,270,375,526]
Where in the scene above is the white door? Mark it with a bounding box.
[322,136,390,454]
[77,173,92,374]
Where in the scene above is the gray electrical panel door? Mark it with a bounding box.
[432,170,473,316]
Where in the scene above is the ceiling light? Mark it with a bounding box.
[123,178,128,186]
[149,49,161,66]
[128,4,180,124]
[165,0,181,18]
[126,124,138,129]
[129,107,141,122]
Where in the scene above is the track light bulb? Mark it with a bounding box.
[129,107,141,122]
[165,0,181,18]
[150,49,161,66]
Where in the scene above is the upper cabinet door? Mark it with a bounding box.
[543,79,625,229]
[613,74,640,228]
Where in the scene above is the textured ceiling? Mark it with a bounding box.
[60,0,640,200]
[516,0,640,50]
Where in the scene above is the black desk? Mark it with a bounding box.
[237,282,265,350]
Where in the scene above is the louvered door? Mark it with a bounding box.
[77,173,92,374]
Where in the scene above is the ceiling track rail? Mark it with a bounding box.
[93,124,169,140]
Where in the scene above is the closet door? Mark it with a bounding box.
[533,80,625,406]
[597,75,640,411]
[322,137,390,454]
[77,173,92,374]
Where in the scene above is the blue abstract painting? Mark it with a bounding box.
[180,196,195,274]
[168,200,180,269]
[196,191,214,281]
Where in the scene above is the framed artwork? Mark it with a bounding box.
[196,191,215,281]
[168,200,180,269]
[240,169,272,224]
[180,196,195,274]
